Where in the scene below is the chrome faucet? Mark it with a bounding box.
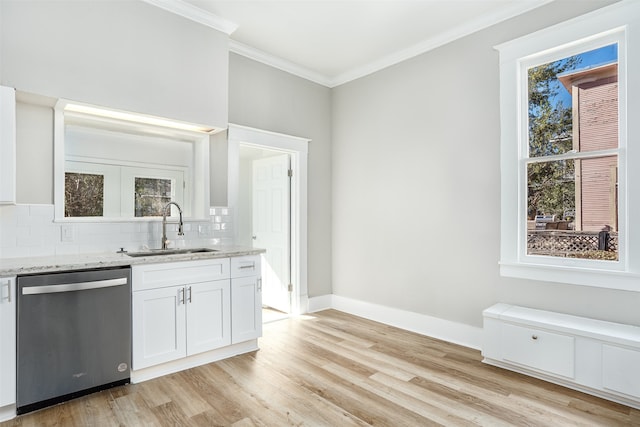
[162,202,184,249]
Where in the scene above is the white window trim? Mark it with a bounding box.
[65,160,188,217]
[496,0,640,291]
[53,100,211,221]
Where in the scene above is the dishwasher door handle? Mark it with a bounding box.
[22,278,128,295]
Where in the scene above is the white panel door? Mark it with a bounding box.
[253,154,290,313]
[186,280,231,355]
[132,286,186,369]
[0,277,16,407]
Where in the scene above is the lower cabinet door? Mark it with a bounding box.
[133,286,186,369]
[0,277,16,407]
[186,280,231,355]
[231,276,262,344]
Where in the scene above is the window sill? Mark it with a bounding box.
[499,261,640,292]
[52,216,208,224]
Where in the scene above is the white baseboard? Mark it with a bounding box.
[0,404,16,422]
[307,294,482,350]
[131,340,258,383]
[483,358,640,410]
[306,293,332,312]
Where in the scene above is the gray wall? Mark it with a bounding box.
[1,0,228,127]
[331,0,640,328]
[228,53,332,297]
[1,0,229,204]
[210,130,229,206]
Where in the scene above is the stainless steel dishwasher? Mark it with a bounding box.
[16,267,131,414]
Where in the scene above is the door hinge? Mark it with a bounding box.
[288,169,293,178]
[287,283,293,292]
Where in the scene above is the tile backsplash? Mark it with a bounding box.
[0,204,235,259]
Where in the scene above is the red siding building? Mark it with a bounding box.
[558,62,618,232]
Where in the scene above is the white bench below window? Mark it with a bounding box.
[483,303,640,409]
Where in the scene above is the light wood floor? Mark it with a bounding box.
[3,309,639,426]
[262,307,289,324]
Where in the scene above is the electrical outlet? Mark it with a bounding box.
[61,225,75,242]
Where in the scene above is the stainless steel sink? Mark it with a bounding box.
[125,248,219,257]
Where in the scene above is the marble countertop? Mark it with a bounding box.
[0,246,265,276]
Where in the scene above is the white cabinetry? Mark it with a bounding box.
[187,280,231,354]
[132,259,231,370]
[483,304,640,409]
[0,277,16,421]
[0,87,16,204]
[131,255,263,383]
[231,255,262,344]
[133,285,186,368]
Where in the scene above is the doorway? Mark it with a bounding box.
[238,146,291,317]
[228,124,309,318]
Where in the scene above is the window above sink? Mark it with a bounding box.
[53,98,221,222]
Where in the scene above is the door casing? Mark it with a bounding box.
[228,124,309,315]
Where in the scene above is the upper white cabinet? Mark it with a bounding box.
[0,86,16,204]
[0,277,16,413]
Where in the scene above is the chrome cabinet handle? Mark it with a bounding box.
[257,278,262,292]
[187,286,192,303]
[239,263,255,270]
[178,288,185,305]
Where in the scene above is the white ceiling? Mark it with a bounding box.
[152,0,552,87]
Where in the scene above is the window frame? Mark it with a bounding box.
[64,159,187,218]
[53,99,212,222]
[496,1,640,291]
[122,167,185,217]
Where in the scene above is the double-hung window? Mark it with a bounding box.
[497,1,640,291]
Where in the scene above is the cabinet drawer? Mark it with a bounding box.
[502,323,575,378]
[231,255,261,278]
[132,258,230,291]
[602,344,640,398]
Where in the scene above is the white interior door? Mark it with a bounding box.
[253,154,291,313]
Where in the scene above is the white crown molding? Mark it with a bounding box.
[229,40,333,87]
[145,0,552,87]
[329,0,554,87]
[142,0,238,35]
[229,0,552,87]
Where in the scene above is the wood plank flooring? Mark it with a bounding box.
[3,309,639,426]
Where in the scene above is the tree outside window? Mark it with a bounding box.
[134,177,172,217]
[65,172,104,217]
